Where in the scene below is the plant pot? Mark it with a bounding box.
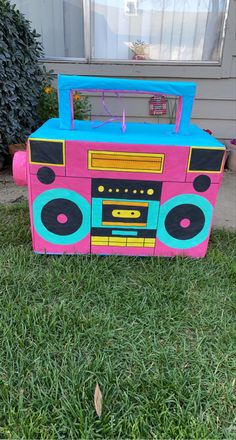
[8,143,26,157]
[132,54,147,60]
[228,142,236,172]
[0,155,5,171]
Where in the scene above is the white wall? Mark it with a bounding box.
[12,0,84,58]
[44,0,236,141]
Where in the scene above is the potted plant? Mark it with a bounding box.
[0,1,91,169]
[129,39,150,60]
[0,0,50,168]
[37,85,91,125]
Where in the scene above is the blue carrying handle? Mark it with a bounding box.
[58,74,196,135]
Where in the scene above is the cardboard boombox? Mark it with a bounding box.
[13,75,225,258]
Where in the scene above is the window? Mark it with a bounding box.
[12,0,229,63]
[12,0,85,58]
[91,0,229,61]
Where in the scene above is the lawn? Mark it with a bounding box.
[0,203,236,439]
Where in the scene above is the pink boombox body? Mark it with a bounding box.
[13,75,225,258]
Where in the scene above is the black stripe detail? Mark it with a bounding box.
[92,178,162,200]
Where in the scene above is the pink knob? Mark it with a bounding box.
[13,151,27,186]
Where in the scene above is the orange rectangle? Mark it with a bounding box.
[102,222,147,227]
[102,201,148,207]
[88,151,164,173]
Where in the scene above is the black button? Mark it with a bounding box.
[193,175,211,192]
[37,167,55,184]
[165,204,205,240]
[41,199,82,235]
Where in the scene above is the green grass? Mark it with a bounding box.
[0,203,236,439]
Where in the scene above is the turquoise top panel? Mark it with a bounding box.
[58,75,196,134]
[30,119,224,148]
[58,74,196,97]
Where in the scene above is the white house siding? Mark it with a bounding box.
[44,1,236,142]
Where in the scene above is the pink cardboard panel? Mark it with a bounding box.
[66,141,190,182]
[30,175,91,254]
[185,170,224,184]
[24,135,225,258]
[155,181,218,257]
[160,181,220,206]
[13,151,27,186]
[29,174,90,200]
[91,245,155,257]
[154,237,210,258]
[33,234,90,255]
[28,139,66,176]
[29,163,66,177]
[185,148,226,184]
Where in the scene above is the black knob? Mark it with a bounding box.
[193,175,211,192]
[37,167,55,184]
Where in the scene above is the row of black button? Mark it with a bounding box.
[36,166,211,193]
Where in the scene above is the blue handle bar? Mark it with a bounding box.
[58,74,196,135]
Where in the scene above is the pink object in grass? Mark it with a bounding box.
[13,151,27,186]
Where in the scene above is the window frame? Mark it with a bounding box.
[41,0,234,79]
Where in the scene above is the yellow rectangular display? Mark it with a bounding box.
[102,201,148,207]
[88,151,164,173]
